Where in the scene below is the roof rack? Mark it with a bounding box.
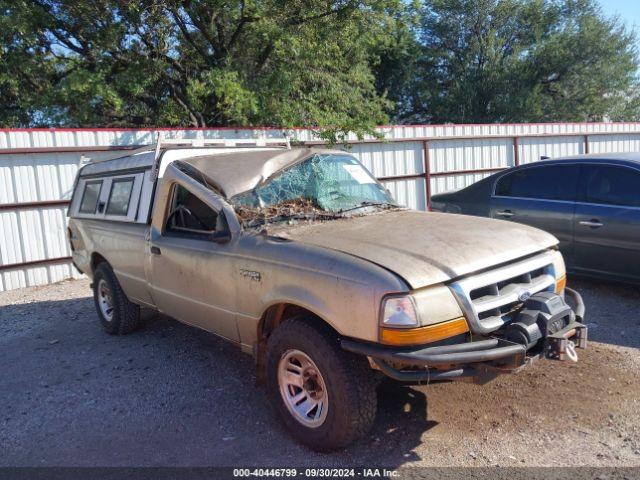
[149,130,292,181]
[81,130,293,176]
[156,132,292,149]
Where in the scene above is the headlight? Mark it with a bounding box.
[379,290,470,346]
[551,250,567,295]
[380,295,418,328]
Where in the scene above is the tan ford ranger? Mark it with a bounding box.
[68,144,587,451]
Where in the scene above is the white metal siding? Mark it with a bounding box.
[518,136,585,164]
[381,178,426,211]
[348,141,423,178]
[1,123,640,291]
[431,172,496,197]
[588,134,640,154]
[0,150,119,291]
[430,137,514,174]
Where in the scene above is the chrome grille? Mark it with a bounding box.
[450,251,557,335]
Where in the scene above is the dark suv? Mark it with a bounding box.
[430,153,640,284]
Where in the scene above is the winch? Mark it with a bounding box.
[505,291,586,360]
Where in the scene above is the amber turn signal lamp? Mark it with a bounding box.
[555,275,567,294]
[380,317,469,346]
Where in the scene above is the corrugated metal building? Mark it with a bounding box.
[2,122,640,291]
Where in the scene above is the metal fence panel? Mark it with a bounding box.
[0,150,119,291]
[348,141,423,178]
[588,134,640,154]
[431,172,496,196]
[429,137,514,173]
[381,178,427,211]
[518,136,585,164]
[1,123,640,291]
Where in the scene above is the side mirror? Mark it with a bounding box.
[212,212,231,244]
[212,230,232,244]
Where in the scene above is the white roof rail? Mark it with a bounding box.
[149,130,292,181]
[155,133,291,149]
[80,145,158,164]
[82,130,292,166]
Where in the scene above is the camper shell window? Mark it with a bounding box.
[106,177,135,216]
[79,180,103,214]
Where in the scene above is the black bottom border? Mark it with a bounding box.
[0,467,638,480]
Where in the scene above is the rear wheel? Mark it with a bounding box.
[92,263,141,335]
[266,317,377,451]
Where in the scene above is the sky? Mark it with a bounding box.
[598,0,640,36]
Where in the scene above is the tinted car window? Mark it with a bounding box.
[581,165,640,207]
[106,178,134,216]
[495,165,578,201]
[79,180,102,214]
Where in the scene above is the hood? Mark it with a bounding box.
[276,210,558,289]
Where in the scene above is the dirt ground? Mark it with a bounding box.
[0,277,639,468]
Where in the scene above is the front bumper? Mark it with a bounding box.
[341,288,587,383]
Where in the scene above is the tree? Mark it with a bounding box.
[369,1,422,119]
[2,0,639,132]
[0,0,400,140]
[395,0,640,124]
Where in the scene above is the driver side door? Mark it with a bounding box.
[149,183,239,342]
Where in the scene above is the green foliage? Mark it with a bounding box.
[397,0,640,123]
[0,0,398,140]
[0,0,639,136]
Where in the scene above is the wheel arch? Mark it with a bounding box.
[254,302,341,386]
[90,252,110,274]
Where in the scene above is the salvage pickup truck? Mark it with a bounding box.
[68,143,587,451]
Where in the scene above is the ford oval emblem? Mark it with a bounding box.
[518,290,532,302]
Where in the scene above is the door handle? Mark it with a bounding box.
[496,210,514,218]
[150,246,162,255]
[579,220,604,228]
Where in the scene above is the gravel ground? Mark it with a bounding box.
[0,277,639,468]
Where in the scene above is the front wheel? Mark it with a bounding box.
[266,317,377,451]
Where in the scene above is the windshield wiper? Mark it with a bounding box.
[237,200,399,229]
[242,210,343,228]
[338,201,400,214]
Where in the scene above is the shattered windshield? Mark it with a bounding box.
[231,154,398,227]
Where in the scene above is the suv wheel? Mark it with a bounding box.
[93,263,141,335]
[266,317,377,451]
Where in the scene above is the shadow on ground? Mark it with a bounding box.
[1,276,639,467]
[569,277,640,349]
[0,296,432,467]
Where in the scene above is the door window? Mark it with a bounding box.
[166,184,223,236]
[494,165,578,201]
[580,165,640,208]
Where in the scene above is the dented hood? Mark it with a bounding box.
[278,210,558,288]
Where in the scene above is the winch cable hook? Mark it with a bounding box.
[565,340,578,363]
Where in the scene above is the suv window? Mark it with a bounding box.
[494,165,578,201]
[581,165,640,207]
[167,185,220,234]
[106,178,135,216]
[79,180,102,214]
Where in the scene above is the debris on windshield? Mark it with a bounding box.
[230,153,402,229]
[234,198,403,230]
[234,198,338,228]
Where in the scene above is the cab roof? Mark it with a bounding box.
[180,148,344,198]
